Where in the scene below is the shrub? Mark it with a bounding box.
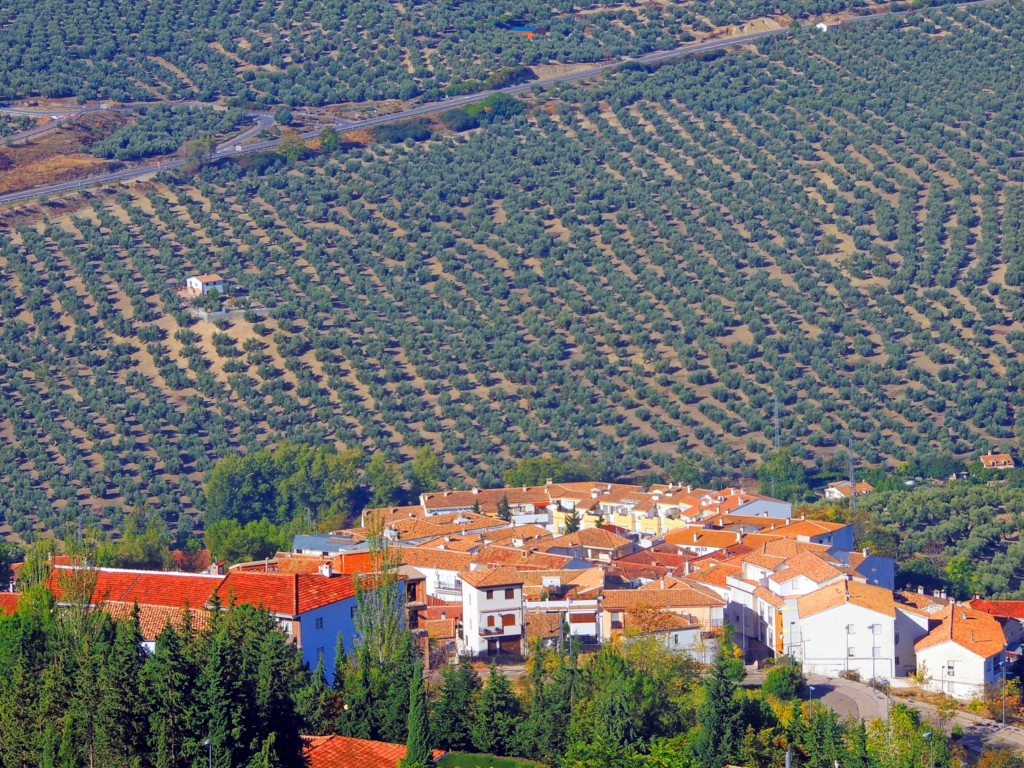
[762,660,807,700]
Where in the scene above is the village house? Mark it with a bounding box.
[980,451,1015,470]
[537,527,635,562]
[914,604,1009,700]
[459,566,525,656]
[824,480,874,501]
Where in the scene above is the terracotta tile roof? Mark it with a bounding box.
[421,487,552,514]
[0,592,21,615]
[754,586,786,609]
[826,481,874,497]
[967,598,1024,620]
[758,539,831,558]
[767,552,845,586]
[413,535,484,553]
[424,604,462,621]
[798,580,895,619]
[981,453,1015,468]
[120,572,224,609]
[688,562,742,589]
[895,591,949,614]
[484,524,552,544]
[639,576,691,591]
[422,619,456,639]
[215,572,356,616]
[915,604,1006,658]
[543,528,631,551]
[741,551,788,571]
[615,549,692,570]
[770,519,850,540]
[602,581,725,610]
[664,528,745,550]
[472,545,573,571]
[48,567,144,605]
[303,734,444,768]
[103,602,212,640]
[624,610,699,632]
[192,274,222,283]
[386,512,505,541]
[526,612,563,639]
[397,547,474,572]
[459,567,524,589]
[607,562,670,581]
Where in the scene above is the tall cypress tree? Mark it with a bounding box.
[400,661,430,768]
[147,625,200,768]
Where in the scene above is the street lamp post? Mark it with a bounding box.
[808,684,816,709]
[203,738,212,768]
[923,731,934,768]
[1001,657,1007,726]
[868,624,876,695]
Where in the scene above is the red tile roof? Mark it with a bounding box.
[216,572,356,616]
[915,604,1006,658]
[967,599,1024,620]
[0,592,21,615]
[103,602,212,640]
[303,735,444,768]
[459,567,524,589]
[120,572,224,609]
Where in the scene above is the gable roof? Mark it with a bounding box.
[767,551,847,586]
[459,567,524,589]
[981,453,1015,468]
[798,580,896,619]
[543,527,631,551]
[602,580,725,610]
[192,274,223,283]
[303,735,444,768]
[48,567,224,608]
[914,604,1006,658]
[397,547,474,573]
[215,572,356,616]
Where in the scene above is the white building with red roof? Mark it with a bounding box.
[459,566,525,656]
[914,604,1010,700]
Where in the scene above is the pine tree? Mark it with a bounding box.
[296,655,333,735]
[472,665,522,756]
[497,495,511,522]
[147,625,200,768]
[95,608,151,768]
[430,657,481,751]
[564,508,582,534]
[689,645,744,768]
[400,661,430,768]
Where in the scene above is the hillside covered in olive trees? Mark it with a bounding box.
[1,4,1024,538]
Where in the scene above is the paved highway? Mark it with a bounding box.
[0,0,1004,208]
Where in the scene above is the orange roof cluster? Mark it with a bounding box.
[967,598,1024,620]
[303,735,444,768]
[397,547,474,572]
[798,580,896,619]
[915,604,1007,658]
[472,545,573,571]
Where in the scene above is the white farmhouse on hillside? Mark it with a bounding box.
[186,273,225,296]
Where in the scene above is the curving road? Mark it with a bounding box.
[0,0,1006,208]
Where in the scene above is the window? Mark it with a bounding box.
[487,615,496,627]
[504,588,515,600]
[315,617,324,631]
[502,613,516,627]
[896,656,900,666]
[486,590,494,600]
[848,648,855,658]
[350,606,357,618]
[895,633,900,644]
[947,665,955,677]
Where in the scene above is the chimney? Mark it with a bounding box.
[975,592,981,600]
[736,532,742,543]
[472,487,479,495]
[963,612,968,621]
[918,585,924,594]
[660,579,665,590]
[685,556,691,575]
[863,548,870,557]
[318,562,335,578]
[933,589,941,598]
[546,478,553,486]
[940,589,947,600]
[687,485,692,493]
